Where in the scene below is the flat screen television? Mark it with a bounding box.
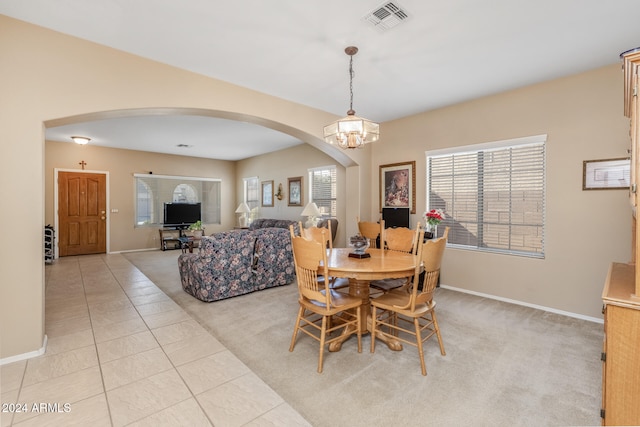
[163,202,201,228]
[382,207,409,229]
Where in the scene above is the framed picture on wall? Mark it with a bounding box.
[380,161,416,213]
[262,180,274,206]
[583,158,630,190]
[288,176,303,206]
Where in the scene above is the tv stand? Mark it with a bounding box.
[159,227,186,251]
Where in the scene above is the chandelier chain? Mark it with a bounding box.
[349,55,354,113]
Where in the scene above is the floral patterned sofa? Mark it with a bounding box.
[178,227,295,302]
[249,218,300,233]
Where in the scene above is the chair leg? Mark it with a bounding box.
[317,315,328,373]
[356,306,362,353]
[289,306,304,352]
[370,306,377,353]
[431,309,446,356]
[414,317,427,376]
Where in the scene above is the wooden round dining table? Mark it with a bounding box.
[323,247,417,351]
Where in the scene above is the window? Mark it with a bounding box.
[172,183,197,203]
[426,135,546,258]
[134,174,221,226]
[243,176,259,222]
[309,166,337,217]
[136,179,154,225]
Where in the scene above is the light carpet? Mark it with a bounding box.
[123,249,603,427]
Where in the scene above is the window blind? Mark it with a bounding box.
[243,176,260,223]
[244,176,259,211]
[427,135,546,257]
[309,166,337,217]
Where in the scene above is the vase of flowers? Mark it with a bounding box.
[424,209,445,239]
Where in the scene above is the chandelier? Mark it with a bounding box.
[323,46,379,149]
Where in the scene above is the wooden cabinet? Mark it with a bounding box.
[601,48,640,426]
[602,263,640,425]
[622,48,640,294]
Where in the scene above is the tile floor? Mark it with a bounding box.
[1,254,310,427]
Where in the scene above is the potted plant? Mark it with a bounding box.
[187,220,204,237]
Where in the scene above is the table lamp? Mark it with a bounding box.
[235,202,251,227]
[301,202,321,228]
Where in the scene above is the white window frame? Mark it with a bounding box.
[134,173,221,227]
[308,165,337,218]
[243,176,259,222]
[426,134,546,258]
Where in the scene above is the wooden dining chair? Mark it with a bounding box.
[294,222,349,292]
[370,227,448,376]
[289,231,362,373]
[384,223,421,253]
[369,223,422,294]
[357,216,384,248]
[300,219,333,249]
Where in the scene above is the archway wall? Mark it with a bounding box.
[0,15,370,360]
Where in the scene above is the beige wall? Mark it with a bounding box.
[237,144,347,246]
[374,64,631,319]
[45,141,237,252]
[0,16,364,361]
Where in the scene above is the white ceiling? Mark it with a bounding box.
[2,0,640,160]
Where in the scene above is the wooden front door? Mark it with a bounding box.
[58,171,107,256]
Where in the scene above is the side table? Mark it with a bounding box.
[180,236,204,253]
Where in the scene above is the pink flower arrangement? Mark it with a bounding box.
[424,209,445,227]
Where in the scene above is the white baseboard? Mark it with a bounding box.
[0,335,48,366]
[439,284,604,324]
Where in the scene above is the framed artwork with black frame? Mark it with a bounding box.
[288,176,303,206]
[582,158,630,190]
[380,161,416,213]
[262,180,274,207]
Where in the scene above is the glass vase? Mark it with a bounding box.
[425,223,437,239]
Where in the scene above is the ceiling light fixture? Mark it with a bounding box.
[71,136,91,145]
[323,46,379,149]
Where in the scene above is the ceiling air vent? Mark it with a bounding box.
[363,2,410,32]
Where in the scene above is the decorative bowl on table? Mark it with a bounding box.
[348,235,371,258]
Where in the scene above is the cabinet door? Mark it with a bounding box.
[601,312,607,424]
[604,305,640,425]
[631,72,638,211]
[633,72,640,296]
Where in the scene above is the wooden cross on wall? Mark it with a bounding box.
[79,160,87,170]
